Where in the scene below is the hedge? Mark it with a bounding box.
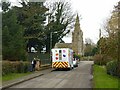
[94,54,111,65]
[106,60,119,77]
[2,61,31,76]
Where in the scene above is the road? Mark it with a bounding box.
[10,61,94,88]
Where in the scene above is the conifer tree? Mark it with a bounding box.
[2,6,26,60]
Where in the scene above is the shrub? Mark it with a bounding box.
[2,61,13,76]
[117,63,120,77]
[94,54,105,65]
[106,60,118,76]
[22,62,30,73]
[93,54,111,65]
[74,54,81,60]
[2,61,31,76]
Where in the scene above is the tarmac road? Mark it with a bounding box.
[9,61,94,88]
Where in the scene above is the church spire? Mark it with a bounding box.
[72,13,84,55]
[76,14,79,23]
[74,14,80,32]
[75,14,80,28]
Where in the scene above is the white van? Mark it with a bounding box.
[51,48,74,69]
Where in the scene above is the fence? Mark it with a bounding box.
[28,53,51,66]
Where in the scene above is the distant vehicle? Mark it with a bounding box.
[73,58,78,67]
[51,48,74,70]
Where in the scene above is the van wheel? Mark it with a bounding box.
[69,65,72,70]
[72,66,74,69]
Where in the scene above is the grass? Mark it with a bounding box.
[2,72,32,82]
[93,65,119,88]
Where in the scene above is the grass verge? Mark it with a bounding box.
[2,65,51,83]
[93,64,119,88]
[2,72,32,82]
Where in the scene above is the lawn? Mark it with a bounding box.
[2,72,32,82]
[93,65,119,88]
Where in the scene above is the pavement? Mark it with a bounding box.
[2,65,52,90]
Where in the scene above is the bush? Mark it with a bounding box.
[2,61,31,76]
[94,54,105,65]
[106,60,118,76]
[93,54,111,65]
[117,63,120,77]
[74,54,81,60]
[2,61,13,76]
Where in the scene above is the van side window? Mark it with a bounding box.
[59,50,62,60]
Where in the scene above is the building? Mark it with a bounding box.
[72,14,84,55]
[55,14,84,56]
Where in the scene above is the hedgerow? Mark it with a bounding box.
[2,61,31,76]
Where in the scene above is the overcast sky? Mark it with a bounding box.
[62,0,119,44]
[3,0,120,44]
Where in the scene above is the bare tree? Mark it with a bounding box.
[44,0,76,52]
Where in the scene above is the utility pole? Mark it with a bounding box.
[48,11,53,64]
[50,31,61,63]
[50,32,52,64]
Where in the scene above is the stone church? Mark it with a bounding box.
[55,15,84,56]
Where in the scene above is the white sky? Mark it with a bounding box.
[2,0,120,44]
[62,0,119,44]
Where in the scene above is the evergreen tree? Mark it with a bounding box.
[14,2,48,52]
[2,2,10,12]
[2,7,26,60]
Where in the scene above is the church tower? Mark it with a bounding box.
[72,14,84,55]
